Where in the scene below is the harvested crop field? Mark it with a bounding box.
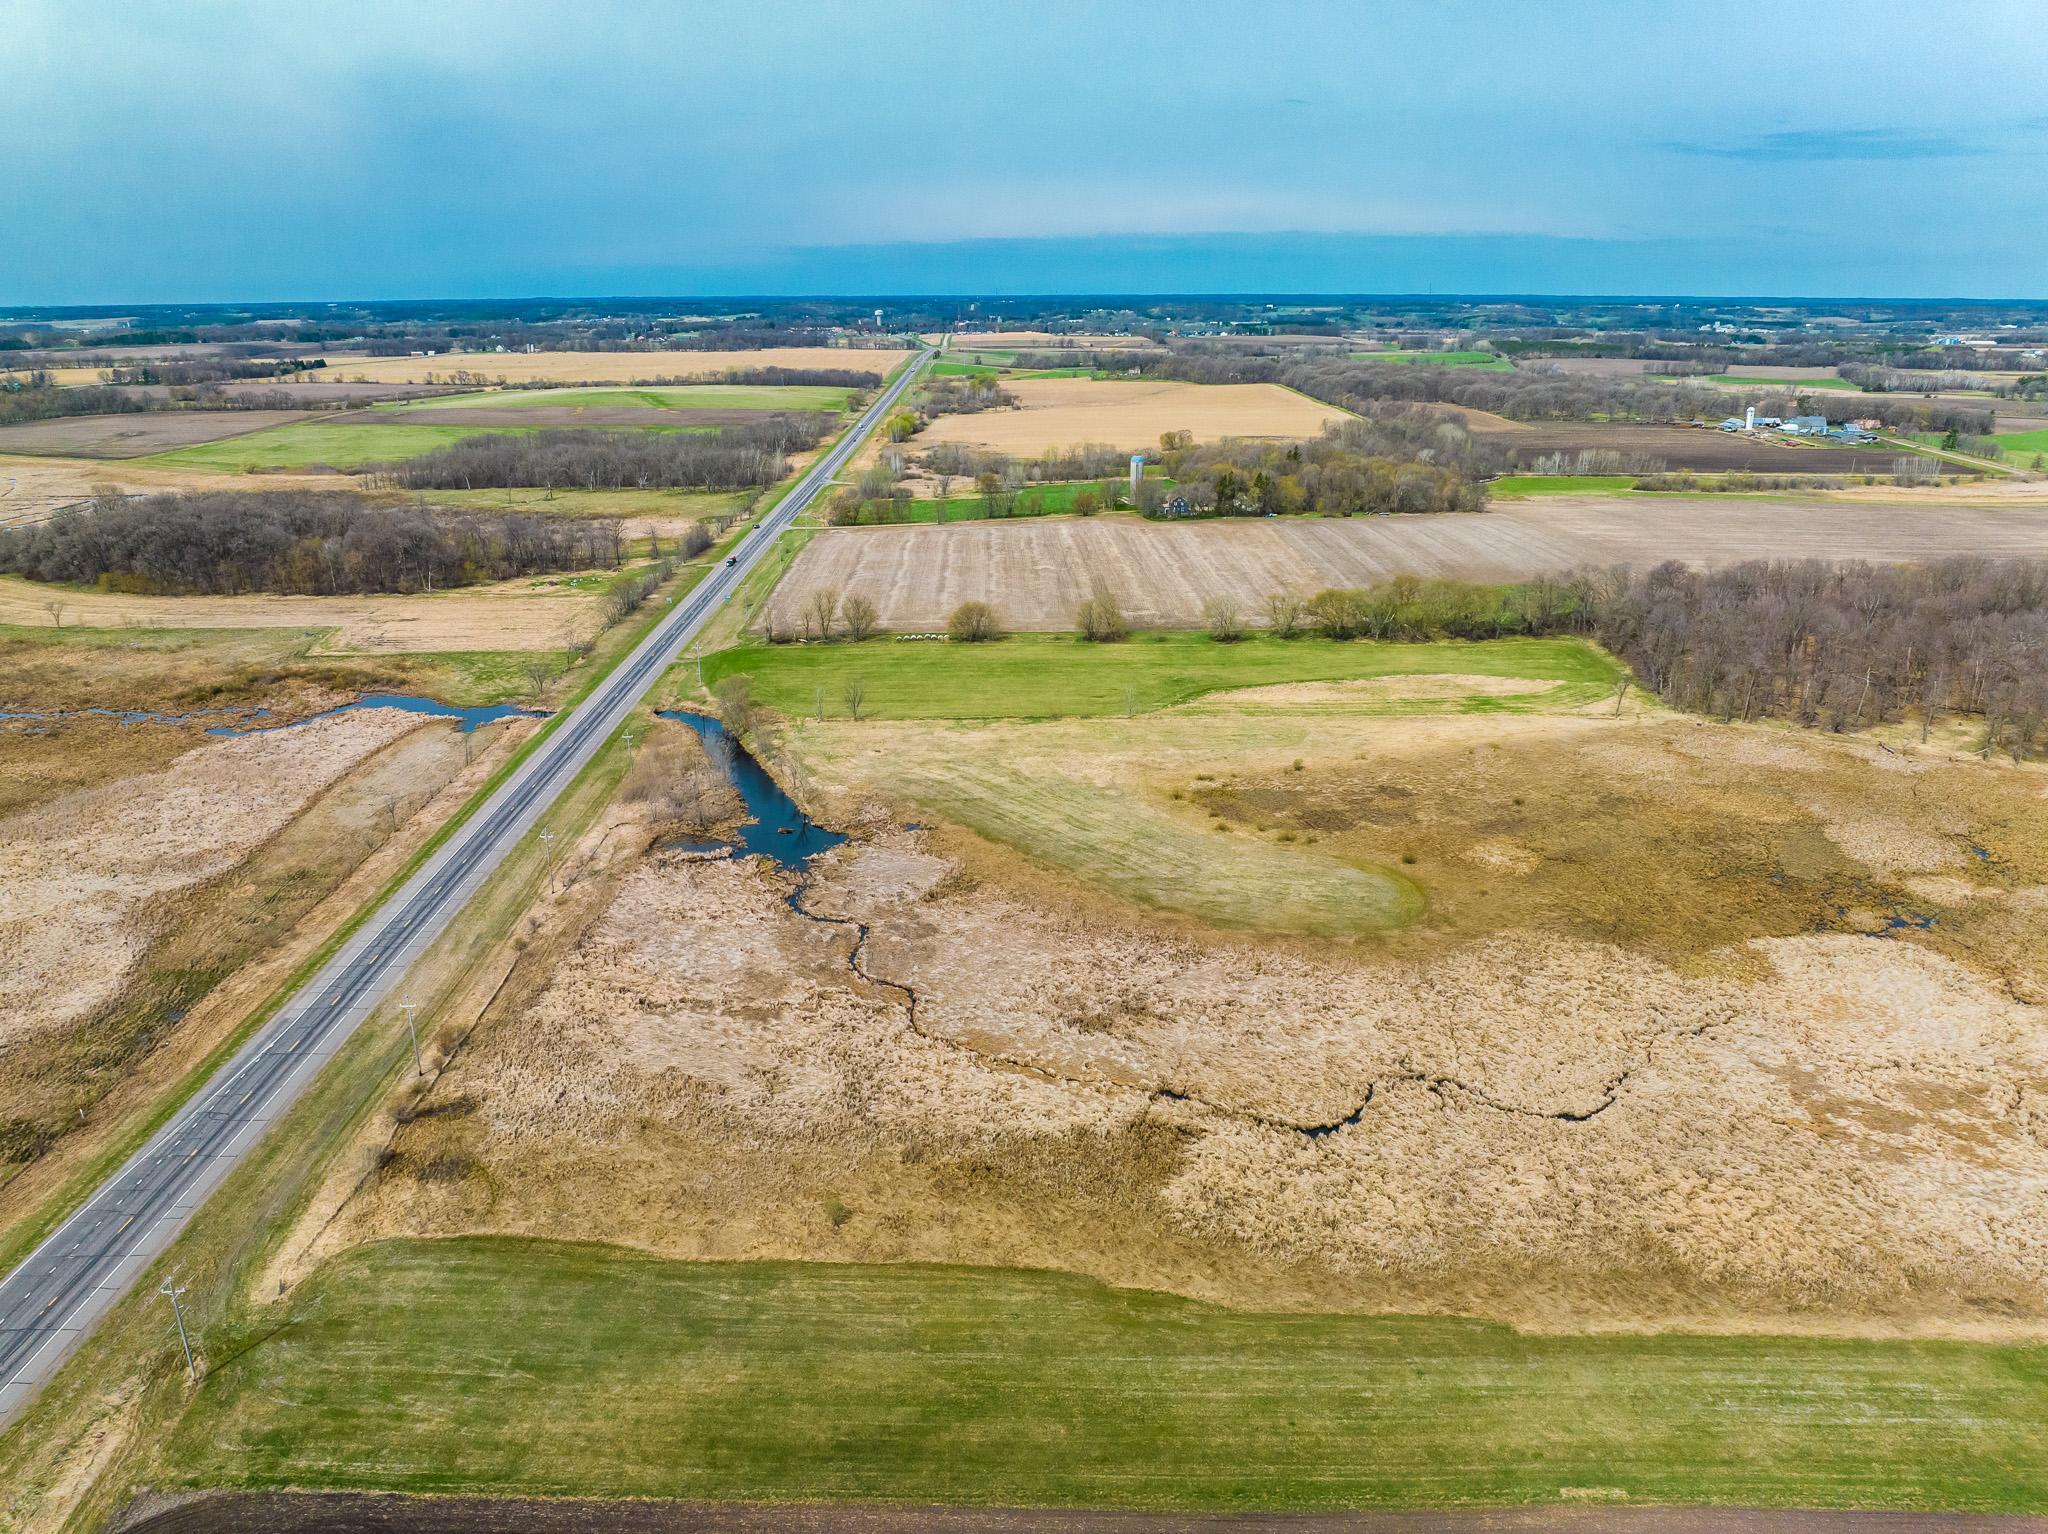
[761,497,2048,632]
[1466,421,1934,474]
[0,410,318,459]
[914,378,1350,455]
[317,348,910,385]
[0,452,339,528]
[346,406,766,430]
[0,572,601,652]
[303,696,2048,1337]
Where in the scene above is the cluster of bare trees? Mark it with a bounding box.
[1154,418,1490,516]
[386,416,830,491]
[0,372,328,423]
[785,585,880,642]
[0,490,623,596]
[920,375,1016,417]
[921,441,1134,483]
[1585,559,2048,755]
[97,358,323,386]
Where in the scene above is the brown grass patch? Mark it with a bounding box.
[303,702,2048,1336]
[0,411,319,460]
[0,572,599,653]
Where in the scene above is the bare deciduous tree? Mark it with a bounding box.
[1202,595,1244,642]
[841,677,866,720]
[805,586,840,642]
[841,593,880,642]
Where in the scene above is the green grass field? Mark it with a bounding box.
[704,633,1621,721]
[145,416,713,472]
[163,1237,2048,1511]
[380,384,853,413]
[1487,474,1639,496]
[1350,349,1513,370]
[1709,374,1861,392]
[1991,426,2048,459]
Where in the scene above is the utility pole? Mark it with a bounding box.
[399,996,422,1075]
[159,1274,196,1380]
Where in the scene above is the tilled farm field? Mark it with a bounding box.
[0,410,321,459]
[1465,421,1938,474]
[914,377,1350,454]
[761,498,2048,632]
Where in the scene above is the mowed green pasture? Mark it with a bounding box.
[703,633,1621,721]
[164,1237,2048,1511]
[1990,426,2048,457]
[1709,374,1861,392]
[379,384,855,414]
[1350,349,1513,370]
[145,416,710,473]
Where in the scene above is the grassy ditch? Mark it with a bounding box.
[704,633,1622,721]
[161,1235,2048,1512]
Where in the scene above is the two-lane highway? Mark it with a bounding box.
[0,347,932,1421]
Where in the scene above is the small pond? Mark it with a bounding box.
[656,709,847,870]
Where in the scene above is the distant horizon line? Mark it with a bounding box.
[8,290,2048,317]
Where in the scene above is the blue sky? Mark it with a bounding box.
[7,0,2046,303]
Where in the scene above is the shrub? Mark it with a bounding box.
[1202,595,1244,642]
[1075,589,1128,642]
[948,600,1000,642]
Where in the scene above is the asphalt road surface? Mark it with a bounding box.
[0,348,932,1422]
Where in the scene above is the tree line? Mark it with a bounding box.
[1153,418,1489,515]
[1143,351,1995,434]
[383,415,831,492]
[0,490,624,596]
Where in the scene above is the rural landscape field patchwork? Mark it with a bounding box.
[8,13,2048,1523]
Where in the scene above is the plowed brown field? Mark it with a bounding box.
[762,498,2048,632]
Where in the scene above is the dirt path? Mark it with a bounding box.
[116,1494,2048,1533]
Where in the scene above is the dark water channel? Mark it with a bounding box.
[656,710,847,869]
[0,693,545,735]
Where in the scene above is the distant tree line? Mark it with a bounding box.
[1142,351,1995,435]
[385,415,831,491]
[98,358,324,386]
[0,490,623,596]
[920,375,1017,417]
[0,374,327,423]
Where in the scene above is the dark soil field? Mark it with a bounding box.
[0,409,318,458]
[116,1494,2048,1534]
[1469,421,1939,474]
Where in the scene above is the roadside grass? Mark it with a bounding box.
[0,717,647,1533]
[1350,349,1512,370]
[0,548,710,1283]
[704,633,1621,721]
[1487,474,1639,496]
[377,384,854,414]
[161,1236,2048,1512]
